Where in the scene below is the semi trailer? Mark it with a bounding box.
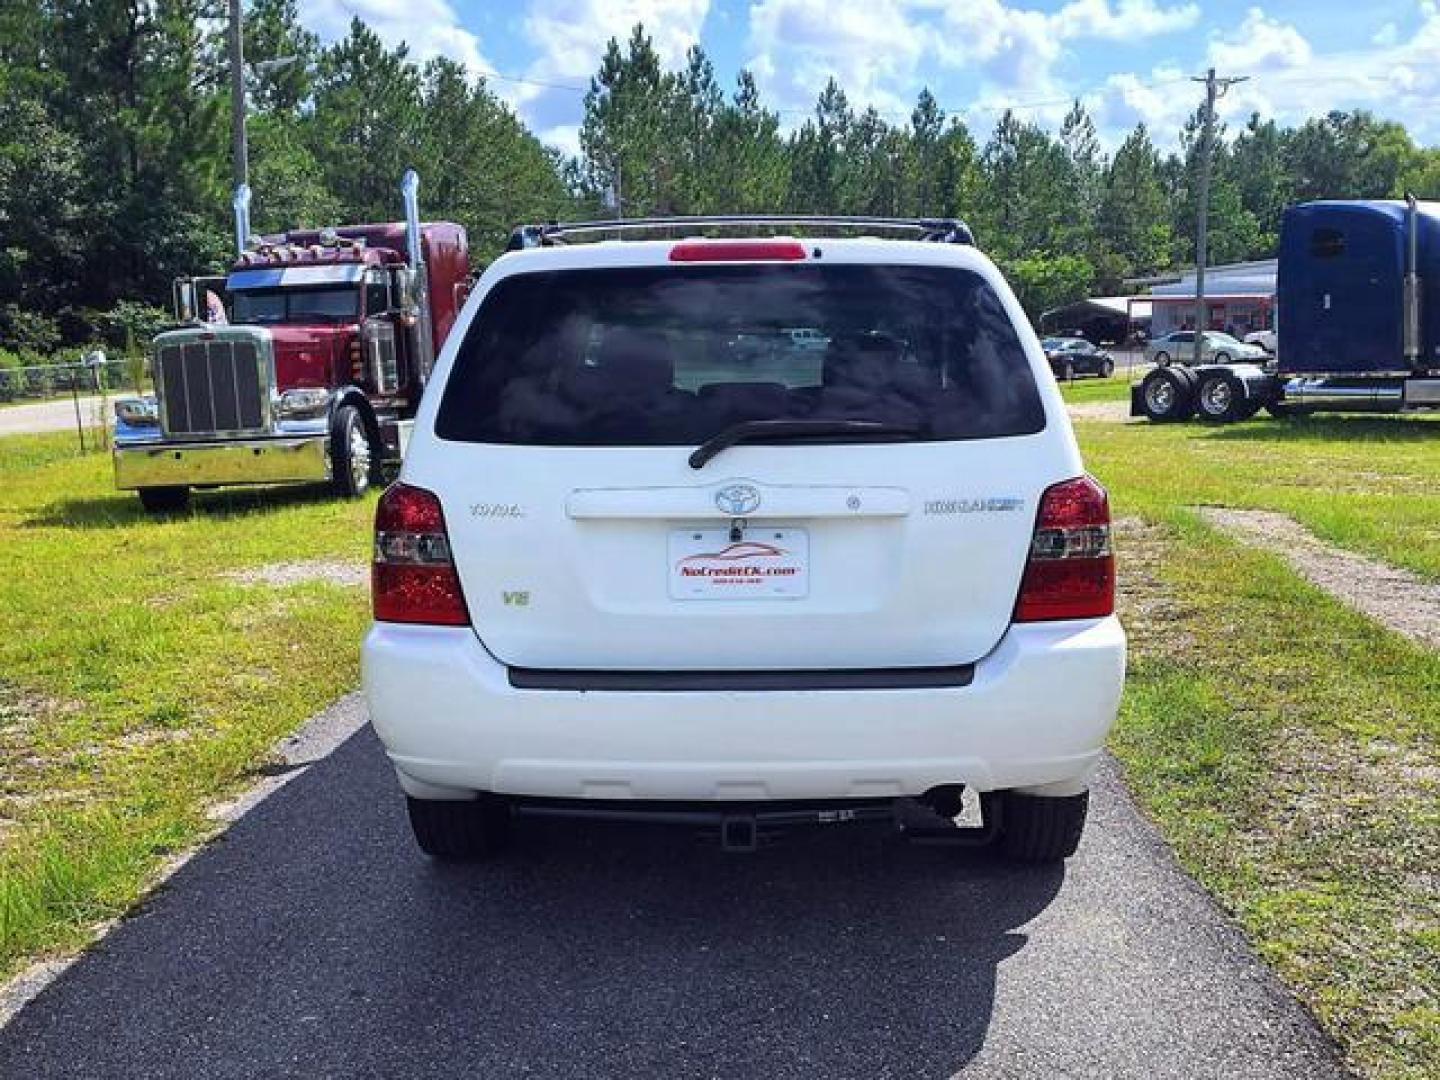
[1133,197,1440,423]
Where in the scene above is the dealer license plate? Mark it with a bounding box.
[668,528,809,600]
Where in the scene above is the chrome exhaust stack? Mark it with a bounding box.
[1404,193,1422,368]
[401,169,424,274]
[232,183,252,257]
[398,169,436,385]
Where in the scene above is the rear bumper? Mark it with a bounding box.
[113,435,329,489]
[362,616,1127,801]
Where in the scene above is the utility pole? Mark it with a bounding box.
[227,0,247,191]
[1190,67,1248,366]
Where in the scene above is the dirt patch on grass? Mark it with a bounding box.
[224,559,365,589]
[1197,507,1440,651]
[1114,516,1198,656]
[1066,400,1134,423]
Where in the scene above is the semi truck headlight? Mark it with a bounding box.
[277,388,331,418]
[114,397,159,425]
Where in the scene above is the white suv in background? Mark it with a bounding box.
[363,218,1126,864]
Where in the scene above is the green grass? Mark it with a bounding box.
[1079,413,1440,1080]
[1057,370,1136,403]
[1083,413,1440,580]
[0,433,372,976]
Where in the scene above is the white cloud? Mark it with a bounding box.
[1083,2,1440,149]
[748,0,926,118]
[745,0,1199,127]
[521,0,709,83]
[935,0,1061,93]
[510,0,710,150]
[1207,7,1311,71]
[1373,22,1398,46]
[539,124,583,157]
[1053,0,1199,40]
[299,0,492,74]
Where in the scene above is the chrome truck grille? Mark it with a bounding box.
[154,332,271,437]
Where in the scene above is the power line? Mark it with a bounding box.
[475,69,590,94]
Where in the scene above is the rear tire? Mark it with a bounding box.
[994,790,1089,863]
[406,795,511,861]
[137,486,189,513]
[1195,371,1247,423]
[1098,357,1114,379]
[1139,367,1197,422]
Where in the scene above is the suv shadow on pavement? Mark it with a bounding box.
[0,727,1065,1080]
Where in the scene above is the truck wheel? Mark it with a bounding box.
[993,790,1089,862]
[137,486,190,513]
[1099,358,1115,379]
[330,405,377,498]
[1139,367,1197,422]
[1195,371,1247,423]
[406,795,511,861]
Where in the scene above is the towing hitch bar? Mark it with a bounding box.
[512,795,1000,853]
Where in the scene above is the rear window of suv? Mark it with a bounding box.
[435,263,1045,446]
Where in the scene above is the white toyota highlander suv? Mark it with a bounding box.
[363,217,1126,863]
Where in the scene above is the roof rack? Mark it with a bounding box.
[505,215,975,251]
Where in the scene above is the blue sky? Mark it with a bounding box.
[297,0,1440,154]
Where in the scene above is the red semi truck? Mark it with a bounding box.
[112,171,469,511]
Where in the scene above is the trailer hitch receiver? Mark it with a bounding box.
[720,816,759,853]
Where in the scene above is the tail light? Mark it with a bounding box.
[373,483,470,626]
[1013,476,1114,622]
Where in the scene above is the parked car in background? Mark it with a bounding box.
[1041,337,1115,379]
[1244,329,1277,353]
[1145,330,1267,367]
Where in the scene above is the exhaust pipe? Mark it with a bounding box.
[232,183,252,257]
[1404,193,1422,367]
[401,169,424,273]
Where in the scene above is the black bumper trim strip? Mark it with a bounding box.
[506,664,976,692]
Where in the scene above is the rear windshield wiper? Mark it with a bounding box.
[689,419,920,469]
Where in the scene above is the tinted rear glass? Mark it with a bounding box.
[436,264,1044,446]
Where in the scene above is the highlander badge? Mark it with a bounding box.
[715,483,761,516]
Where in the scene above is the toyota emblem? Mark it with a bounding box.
[715,483,761,516]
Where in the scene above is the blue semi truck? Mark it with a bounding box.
[1133,197,1440,422]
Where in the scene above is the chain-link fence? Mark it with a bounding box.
[0,359,143,403]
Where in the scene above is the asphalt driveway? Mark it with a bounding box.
[0,706,1346,1079]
